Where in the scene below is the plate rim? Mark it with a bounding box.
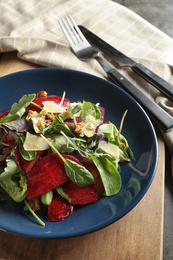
[0,68,158,238]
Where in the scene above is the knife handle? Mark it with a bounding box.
[107,69,173,131]
[132,63,173,100]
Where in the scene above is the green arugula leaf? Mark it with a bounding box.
[62,103,82,121]
[24,199,45,226]
[56,186,71,201]
[42,116,73,136]
[118,134,134,159]
[0,158,21,181]
[72,103,82,115]
[99,123,119,142]
[60,131,95,157]
[0,154,27,202]
[0,93,36,123]
[0,173,27,202]
[99,123,133,160]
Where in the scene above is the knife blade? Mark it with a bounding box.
[79,25,173,102]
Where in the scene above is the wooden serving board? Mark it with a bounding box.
[0,52,164,260]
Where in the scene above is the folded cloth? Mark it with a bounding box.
[1,0,173,157]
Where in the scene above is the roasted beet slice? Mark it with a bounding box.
[15,147,43,173]
[26,153,69,200]
[62,181,101,205]
[99,106,105,122]
[0,110,9,119]
[47,192,73,221]
[26,153,83,200]
[63,154,83,164]
[3,134,16,149]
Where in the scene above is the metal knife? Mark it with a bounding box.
[79,25,173,102]
[92,55,173,132]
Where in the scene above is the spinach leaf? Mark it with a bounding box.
[80,101,101,121]
[91,155,121,196]
[51,135,74,153]
[64,159,94,187]
[18,136,36,161]
[41,134,94,187]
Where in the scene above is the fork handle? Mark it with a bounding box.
[107,69,173,131]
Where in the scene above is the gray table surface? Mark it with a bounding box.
[113,1,173,259]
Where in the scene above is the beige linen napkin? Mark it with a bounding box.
[1,0,173,164]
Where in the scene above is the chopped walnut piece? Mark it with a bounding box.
[85,123,95,130]
[75,121,85,136]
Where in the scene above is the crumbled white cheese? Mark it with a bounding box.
[32,117,42,133]
[23,132,50,151]
[43,101,66,113]
[98,140,120,160]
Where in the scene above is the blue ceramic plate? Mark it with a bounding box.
[0,68,158,238]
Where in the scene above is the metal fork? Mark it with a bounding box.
[59,15,103,64]
[59,15,173,131]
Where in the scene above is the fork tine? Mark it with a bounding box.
[59,15,89,48]
[59,17,76,46]
[59,16,80,46]
[66,16,81,43]
[69,15,87,42]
